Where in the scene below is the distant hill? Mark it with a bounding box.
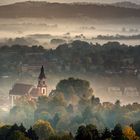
[113,1,140,9]
[0,1,140,19]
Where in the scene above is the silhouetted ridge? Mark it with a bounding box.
[0,1,140,18]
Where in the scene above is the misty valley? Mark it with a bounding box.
[0,18,140,47]
[0,1,140,140]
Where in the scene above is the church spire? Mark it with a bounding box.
[37,65,47,96]
[39,65,46,79]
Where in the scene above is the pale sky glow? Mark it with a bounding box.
[0,0,140,5]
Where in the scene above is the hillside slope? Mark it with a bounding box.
[0,1,140,19]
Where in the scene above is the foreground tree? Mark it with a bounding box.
[49,132,74,140]
[0,125,11,140]
[75,124,99,140]
[27,127,38,140]
[101,128,112,140]
[123,126,140,140]
[133,121,140,137]
[112,124,126,140]
[6,124,26,139]
[33,120,55,140]
[75,125,89,140]
[7,130,30,140]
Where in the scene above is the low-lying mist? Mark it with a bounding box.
[0,18,140,48]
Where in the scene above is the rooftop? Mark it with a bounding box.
[9,83,34,96]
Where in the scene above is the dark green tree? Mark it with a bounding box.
[19,123,26,134]
[27,127,38,140]
[101,128,112,140]
[75,125,89,140]
[75,124,99,140]
[7,130,30,140]
[133,121,140,136]
[0,125,11,140]
[112,124,126,140]
[86,124,100,140]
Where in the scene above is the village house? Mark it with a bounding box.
[108,87,123,97]
[123,87,139,97]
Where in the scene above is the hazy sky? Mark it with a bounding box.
[0,0,140,5]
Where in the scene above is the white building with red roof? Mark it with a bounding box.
[9,66,47,107]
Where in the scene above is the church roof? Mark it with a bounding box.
[9,83,34,96]
[38,65,46,79]
[30,88,40,97]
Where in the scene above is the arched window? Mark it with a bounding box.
[42,88,46,94]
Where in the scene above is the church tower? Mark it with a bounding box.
[37,66,47,96]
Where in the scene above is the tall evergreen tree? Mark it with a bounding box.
[19,123,26,134]
[112,124,126,140]
[101,128,112,140]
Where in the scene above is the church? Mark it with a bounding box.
[9,66,48,107]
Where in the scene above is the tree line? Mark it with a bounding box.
[1,40,140,75]
[0,122,140,140]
